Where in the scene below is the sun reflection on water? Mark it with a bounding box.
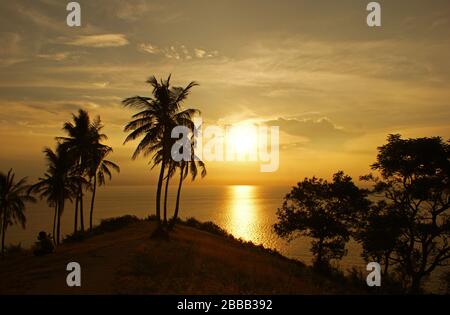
[225,185,259,241]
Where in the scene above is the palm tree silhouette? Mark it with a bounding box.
[123,75,199,225]
[87,127,120,231]
[153,150,177,225]
[0,169,35,256]
[172,143,206,226]
[30,146,81,244]
[58,110,107,233]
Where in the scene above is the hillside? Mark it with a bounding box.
[0,218,360,294]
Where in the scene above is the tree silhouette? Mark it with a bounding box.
[362,134,450,293]
[274,171,369,269]
[354,199,405,277]
[30,146,81,244]
[58,110,108,233]
[171,138,206,227]
[87,117,120,231]
[0,169,35,256]
[123,75,199,225]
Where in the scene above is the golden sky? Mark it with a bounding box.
[1,0,449,186]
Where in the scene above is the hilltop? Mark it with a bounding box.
[0,217,361,294]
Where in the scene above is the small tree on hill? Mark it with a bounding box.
[274,171,370,269]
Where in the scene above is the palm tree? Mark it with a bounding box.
[151,135,184,225]
[57,110,107,233]
[163,163,177,225]
[29,146,80,244]
[153,153,177,225]
[123,75,199,224]
[171,148,206,227]
[0,169,35,256]
[88,144,120,231]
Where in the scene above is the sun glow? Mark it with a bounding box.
[226,124,258,159]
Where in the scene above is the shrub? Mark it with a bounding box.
[63,215,141,243]
[94,215,140,233]
[5,243,24,254]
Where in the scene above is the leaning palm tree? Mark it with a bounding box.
[57,110,107,233]
[123,75,199,225]
[29,146,80,244]
[0,169,35,256]
[151,148,177,225]
[88,145,120,231]
[171,146,206,227]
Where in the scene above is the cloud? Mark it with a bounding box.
[114,1,165,21]
[194,49,206,58]
[139,43,219,61]
[37,52,74,61]
[266,117,358,149]
[0,32,28,67]
[65,34,129,48]
[164,46,182,60]
[431,17,448,29]
[138,43,159,54]
[93,82,110,89]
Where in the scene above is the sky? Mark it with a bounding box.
[0,0,449,186]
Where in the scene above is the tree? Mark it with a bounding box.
[362,134,450,293]
[171,140,206,227]
[30,146,81,244]
[58,110,107,233]
[274,171,369,269]
[0,169,35,256]
[151,131,206,227]
[123,75,199,225]
[354,199,405,276]
[87,118,120,231]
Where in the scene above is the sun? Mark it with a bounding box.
[226,123,258,158]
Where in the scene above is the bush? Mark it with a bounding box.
[94,215,140,233]
[5,243,24,254]
[63,231,86,243]
[33,231,55,256]
[182,217,230,238]
[63,215,141,243]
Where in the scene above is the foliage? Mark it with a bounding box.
[63,215,141,243]
[123,75,201,224]
[274,171,370,269]
[0,169,35,256]
[360,134,450,293]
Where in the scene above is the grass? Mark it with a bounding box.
[0,215,367,294]
[63,215,140,243]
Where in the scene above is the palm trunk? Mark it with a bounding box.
[74,195,79,233]
[89,176,97,231]
[1,214,7,257]
[155,160,166,223]
[0,218,2,253]
[79,184,84,232]
[52,204,58,245]
[57,200,64,245]
[163,175,170,225]
[172,166,185,225]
